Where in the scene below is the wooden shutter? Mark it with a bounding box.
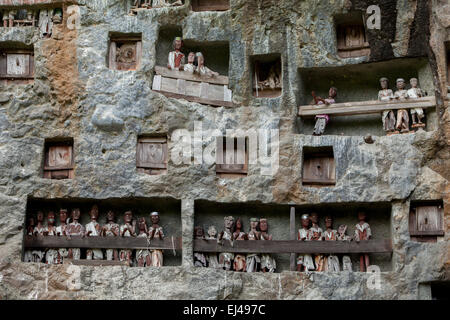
[44,143,74,180]
[136,137,167,169]
[303,156,335,185]
[216,137,247,174]
[6,54,29,76]
[416,206,443,233]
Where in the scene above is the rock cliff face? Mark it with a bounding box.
[0,0,448,300]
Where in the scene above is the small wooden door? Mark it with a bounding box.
[136,137,168,170]
[303,156,335,185]
[6,54,30,75]
[44,143,74,179]
[216,137,247,174]
[416,206,443,233]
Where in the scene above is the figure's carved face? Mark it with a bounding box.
[329,87,337,98]
[197,54,204,66]
[72,208,81,220]
[59,210,67,223]
[28,217,35,227]
[90,205,99,220]
[397,80,405,90]
[301,216,310,228]
[338,224,347,235]
[311,213,319,224]
[195,227,204,237]
[250,219,258,230]
[174,39,182,50]
[224,217,234,229]
[208,226,217,237]
[380,79,388,89]
[325,217,332,229]
[188,52,195,63]
[259,219,268,232]
[358,212,366,221]
[138,218,146,230]
[47,212,55,225]
[37,211,44,222]
[151,214,159,225]
[235,219,242,230]
[410,78,418,88]
[107,210,115,222]
[124,211,133,223]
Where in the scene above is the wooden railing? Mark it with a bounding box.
[0,0,77,6]
[298,96,436,118]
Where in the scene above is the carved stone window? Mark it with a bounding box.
[0,49,34,81]
[136,136,168,175]
[336,14,370,58]
[216,136,248,175]
[409,202,444,242]
[191,0,229,12]
[43,139,74,180]
[109,35,142,71]
[302,147,335,186]
[252,54,282,98]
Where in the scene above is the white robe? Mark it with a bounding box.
[85,221,103,260]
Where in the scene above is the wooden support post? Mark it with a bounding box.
[181,198,194,267]
[290,206,296,271]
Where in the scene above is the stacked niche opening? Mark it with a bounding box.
[191,0,229,12]
[23,197,182,267]
[215,136,248,177]
[302,146,335,187]
[153,26,232,107]
[0,42,34,85]
[108,33,142,71]
[297,57,436,136]
[193,200,392,272]
[136,135,168,175]
[251,53,282,98]
[43,138,74,180]
[335,11,370,59]
[409,200,444,243]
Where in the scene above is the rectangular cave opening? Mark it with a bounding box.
[193,200,392,272]
[191,0,229,12]
[334,11,370,59]
[136,135,168,175]
[129,0,184,13]
[297,57,436,136]
[409,200,444,243]
[251,53,282,98]
[431,281,450,300]
[302,146,335,187]
[42,137,74,180]
[23,197,182,267]
[0,41,34,85]
[108,33,142,71]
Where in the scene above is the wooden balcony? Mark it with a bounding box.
[0,0,77,7]
[152,65,233,107]
[298,96,436,118]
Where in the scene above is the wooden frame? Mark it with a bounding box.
[191,0,229,12]
[215,136,248,174]
[43,140,74,179]
[136,136,168,174]
[0,49,34,80]
[64,259,130,267]
[109,36,142,71]
[298,96,436,118]
[302,149,335,186]
[336,23,370,58]
[409,203,444,242]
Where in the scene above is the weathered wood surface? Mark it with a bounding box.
[154,65,229,85]
[24,235,182,250]
[153,88,233,108]
[298,96,436,117]
[0,0,77,6]
[64,259,130,267]
[191,0,229,12]
[193,239,392,254]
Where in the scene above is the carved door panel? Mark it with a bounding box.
[48,145,72,168]
[6,54,29,75]
[216,137,247,174]
[136,138,167,169]
[416,206,442,232]
[303,156,335,185]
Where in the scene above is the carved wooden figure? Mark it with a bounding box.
[337,224,352,271]
[167,37,185,71]
[310,212,325,272]
[206,225,221,269]
[354,211,371,272]
[407,78,426,129]
[311,87,337,136]
[67,208,85,260]
[246,218,261,273]
[232,218,247,272]
[184,52,196,74]
[136,217,151,267]
[38,9,54,38]
[296,214,315,272]
[260,218,276,273]
[148,211,164,267]
[378,77,397,135]
[195,52,219,78]
[101,211,120,261]
[24,217,35,262]
[85,205,103,260]
[193,226,207,267]
[323,216,339,272]
[394,78,410,133]
[56,209,69,264]
[120,211,136,263]
[218,216,235,270]
[32,211,46,262]
[44,211,59,264]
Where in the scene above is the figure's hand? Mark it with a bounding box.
[87,231,92,237]
[167,64,171,69]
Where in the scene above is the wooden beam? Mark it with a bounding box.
[193,239,392,254]
[289,207,296,271]
[154,66,229,86]
[298,96,436,117]
[155,90,233,108]
[24,235,182,250]
[409,230,445,237]
[64,259,130,267]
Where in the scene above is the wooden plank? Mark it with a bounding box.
[177,78,186,95]
[410,230,445,237]
[191,0,229,11]
[6,54,29,76]
[155,90,233,108]
[154,65,228,85]
[152,74,162,91]
[0,0,78,7]
[289,207,296,271]
[298,96,436,117]
[24,235,182,250]
[109,41,116,70]
[416,206,443,232]
[64,259,130,267]
[193,239,392,254]
[135,41,142,69]
[303,157,335,185]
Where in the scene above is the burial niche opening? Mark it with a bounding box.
[108,34,142,71]
[191,0,229,12]
[252,53,282,98]
[136,136,168,175]
[0,44,34,84]
[216,136,248,177]
[23,197,182,267]
[43,138,74,180]
[335,12,370,59]
[302,146,335,187]
[130,0,184,14]
[409,200,444,243]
